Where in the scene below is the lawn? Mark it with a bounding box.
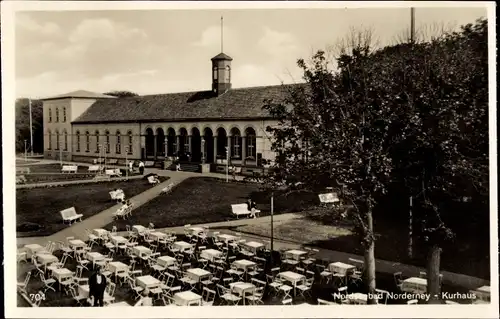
[16,176,168,237]
[235,212,490,280]
[106,177,315,231]
[17,164,142,184]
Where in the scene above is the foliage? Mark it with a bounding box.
[104,91,139,98]
[15,98,44,153]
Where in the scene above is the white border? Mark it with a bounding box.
[2,1,497,318]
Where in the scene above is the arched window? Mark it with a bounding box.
[231,128,241,158]
[225,65,231,82]
[95,130,100,153]
[76,131,81,152]
[245,127,256,159]
[85,131,90,152]
[48,130,52,150]
[48,108,52,123]
[127,131,133,154]
[63,107,67,122]
[116,131,121,154]
[63,130,68,151]
[55,108,59,122]
[105,130,110,153]
[213,66,218,80]
[55,130,60,150]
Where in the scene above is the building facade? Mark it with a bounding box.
[42,52,293,171]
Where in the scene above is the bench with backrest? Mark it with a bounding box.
[60,207,83,225]
[318,192,340,206]
[88,165,101,173]
[105,169,122,177]
[110,190,125,202]
[231,204,260,219]
[144,161,155,167]
[61,165,78,173]
[16,167,31,174]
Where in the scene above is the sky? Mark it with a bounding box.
[15,6,487,99]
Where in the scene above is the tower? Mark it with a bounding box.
[211,16,232,96]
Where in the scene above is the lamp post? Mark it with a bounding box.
[270,191,274,264]
[59,141,63,166]
[24,140,27,162]
[125,146,129,180]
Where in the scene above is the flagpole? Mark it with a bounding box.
[29,98,34,157]
[410,7,415,43]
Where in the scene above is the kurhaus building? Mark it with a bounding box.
[42,52,295,173]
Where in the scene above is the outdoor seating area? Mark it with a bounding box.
[17,222,480,307]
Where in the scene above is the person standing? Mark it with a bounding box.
[89,266,107,307]
[138,161,145,175]
[128,160,133,172]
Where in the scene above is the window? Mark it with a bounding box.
[63,107,67,122]
[76,131,81,152]
[85,131,90,152]
[48,130,52,150]
[116,131,121,154]
[105,131,110,153]
[245,128,256,159]
[55,108,59,122]
[225,65,231,82]
[63,130,68,151]
[127,131,133,154]
[48,108,52,123]
[213,66,218,80]
[55,130,60,150]
[95,130,100,153]
[231,128,241,158]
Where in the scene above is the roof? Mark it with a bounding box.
[73,84,304,124]
[41,90,116,101]
[211,52,233,61]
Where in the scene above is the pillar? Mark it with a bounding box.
[241,135,246,165]
[201,137,205,163]
[164,141,168,158]
[227,136,231,162]
[188,135,192,154]
[176,136,180,154]
[213,136,218,163]
[153,135,157,159]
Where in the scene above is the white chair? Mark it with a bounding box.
[202,287,216,306]
[17,271,31,295]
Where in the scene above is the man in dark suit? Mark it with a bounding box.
[89,266,107,307]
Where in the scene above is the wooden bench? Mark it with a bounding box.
[231,204,260,219]
[144,161,155,167]
[61,165,78,173]
[105,169,122,177]
[110,190,125,202]
[107,159,118,165]
[16,167,31,174]
[318,193,340,206]
[60,207,83,225]
[88,165,101,173]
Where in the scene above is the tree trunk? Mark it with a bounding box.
[364,208,377,304]
[426,244,442,304]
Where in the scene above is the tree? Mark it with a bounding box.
[263,29,401,304]
[104,90,139,98]
[388,18,488,303]
[15,98,44,153]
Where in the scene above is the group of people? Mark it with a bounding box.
[128,160,145,175]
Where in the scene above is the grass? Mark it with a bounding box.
[106,177,315,232]
[16,176,168,237]
[235,212,490,280]
[17,164,142,184]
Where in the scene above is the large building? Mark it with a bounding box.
[42,52,296,173]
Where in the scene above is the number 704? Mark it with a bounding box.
[29,293,46,301]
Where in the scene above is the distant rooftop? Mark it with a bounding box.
[41,90,116,101]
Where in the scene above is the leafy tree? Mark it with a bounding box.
[15,98,44,153]
[388,18,488,303]
[104,90,139,98]
[263,30,402,304]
